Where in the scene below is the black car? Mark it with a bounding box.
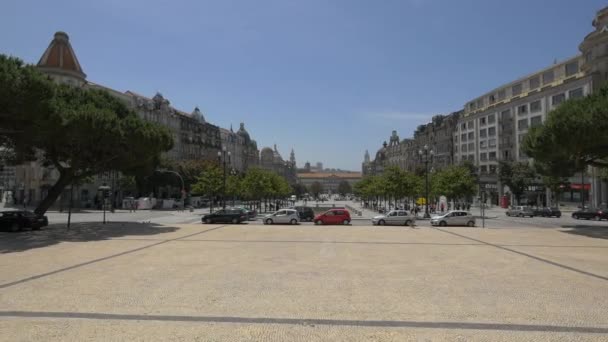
[0,210,48,232]
[202,208,248,224]
[532,207,562,218]
[293,206,315,222]
[572,208,608,220]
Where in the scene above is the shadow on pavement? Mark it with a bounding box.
[0,222,179,254]
[560,225,608,240]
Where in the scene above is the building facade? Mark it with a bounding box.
[259,145,298,184]
[220,123,259,173]
[297,172,362,193]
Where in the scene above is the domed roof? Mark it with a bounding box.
[37,31,86,81]
[191,107,205,123]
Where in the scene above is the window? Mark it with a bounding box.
[462,144,467,152]
[504,150,510,159]
[488,114,496,124]
[518,134,527,143]
[512,83,522,96]
[518,104,528,115]
[468,155,475,162]
[454,135,458,142]
[489,165,497,174]
[480,129,487,138]
[480,153,487,161]
[468,132,474,140]
[565,61,579,77]
[480,140,487,149]
[488,127,496,136]
[477,99,484,108]
[501,109,511,120]
[489,151,497,160]
[468,121,474,129]
[489,94,496,104]
[468,142,474,151]
[461,133,467,141]
[530,116,542,127]
[480,165,488,173]
[480,117,486,125]
[530,100,541,113]
[461,123,466,130]
[542,70,554,84]
[552,93,566,106]
[470,102,476,110]
[518,119,528,130]
[489,139,497,148]
[454,145,458,153]
[569,87,584,99]
[498,89,506,101]
[529,76,540,89]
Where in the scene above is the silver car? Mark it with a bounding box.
[264,209,300,225]
[506,206,534,217]
[372,210,416,226]
[430,210,476,227]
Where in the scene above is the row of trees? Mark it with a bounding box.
[0,55,174,215]
[354,165,477,209]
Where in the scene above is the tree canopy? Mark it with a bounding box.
[498,161,537,204]
[337,180,352,196]
[0,55,174,214]
[431,165,477,201]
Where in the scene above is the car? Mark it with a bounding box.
[232,207,257,220]
[372,209,416,226]
[572,208,608,220]
[202,208,248,224]
[0,210,48,232]
[532,207,562,218]
[293,206,315,222]
[264,209,300,225]
[314,209,351,225]
[430,211,476,227]
[506,206,535,217]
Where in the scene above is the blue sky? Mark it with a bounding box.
[1,0,605,171]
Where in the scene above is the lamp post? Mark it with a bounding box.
[218,147,231,210]
[473,170,485,228]
[418,144,434,219]
[230,168,237,206]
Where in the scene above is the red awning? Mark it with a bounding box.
[568,184,590,190]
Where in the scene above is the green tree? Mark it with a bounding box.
[291,183,307,198]
[431,165,477,202]
[498,161,537,205]
[192,164,223,212]
[523,84,608,169]
[310,181,323,199]
[0,56,174,215]
[337,180,352,196]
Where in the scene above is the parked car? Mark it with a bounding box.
[293,206,315,222]
[572,208,608,220]
[506,206,535,217]
[0,210,48,232]
[372,210,416,226]
[532,207,562,218]
[264,209,300,225]
[202,208,248,224]
[314,209,351,225]
[232,207,257,220]
[430,211,476,227]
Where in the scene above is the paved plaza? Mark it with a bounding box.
[1,222,607,341]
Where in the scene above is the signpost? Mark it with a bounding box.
[98,185,111,224]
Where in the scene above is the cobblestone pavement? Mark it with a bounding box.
[1,223,607,341]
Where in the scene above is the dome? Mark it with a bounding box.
[261,147,274,163]
[191,107,205,123]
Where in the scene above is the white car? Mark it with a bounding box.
[264,209,300,225]
[372,210,416,226]
[430,211,476,227]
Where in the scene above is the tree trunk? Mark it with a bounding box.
[35,171,73,215]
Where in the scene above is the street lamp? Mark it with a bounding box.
[418,144,434,219]
[218,146,231,210]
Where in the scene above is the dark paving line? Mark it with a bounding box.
[0,311,606,334]
[436,228,608,282]
[0,225,226,290]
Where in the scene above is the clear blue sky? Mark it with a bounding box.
[1,0,605,171]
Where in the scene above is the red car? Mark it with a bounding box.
[314,208,351,225]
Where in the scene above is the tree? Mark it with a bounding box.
[498,161,536,205]
[523,84,608,169]
[431,165,477,202]
[191,164,223,212]
[0,56,174,215]
[310,181,323,199]
[337,180,352,196]
[291,183,307,198]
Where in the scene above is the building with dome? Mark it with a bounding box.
[220,123,259,173]
[259,145,297,184]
